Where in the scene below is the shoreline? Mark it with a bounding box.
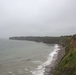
[44,45,65,75]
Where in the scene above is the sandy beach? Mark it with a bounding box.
[44,45,65,75]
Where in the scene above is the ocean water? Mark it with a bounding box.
[0,39,59,75]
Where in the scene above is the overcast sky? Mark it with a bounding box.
[0,0,76,38]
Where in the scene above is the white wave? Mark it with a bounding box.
[8,71,16,75]
[25,67,29,71]
[31,44,60,75]
[32,61,43,64]
[17,69,23,74]
[8,71,13,74]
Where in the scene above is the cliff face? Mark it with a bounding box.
[54,34,76,75]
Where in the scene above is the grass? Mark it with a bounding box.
[54,45,76,75]
[54,35,76,75]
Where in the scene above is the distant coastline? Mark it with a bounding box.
[9,36,66,46]
[9,36,60,43]
[9,34,76,75]
[9,36,66,75]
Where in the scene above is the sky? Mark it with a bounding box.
[0,0,76,38]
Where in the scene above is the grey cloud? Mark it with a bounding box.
[0,0,76,38]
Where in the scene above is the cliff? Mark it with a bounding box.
[54,34,76,75]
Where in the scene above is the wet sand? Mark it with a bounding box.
[44,45,65,75]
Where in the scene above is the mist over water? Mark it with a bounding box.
[0,39,55,75]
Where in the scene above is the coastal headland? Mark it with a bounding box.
[9,34,76,75]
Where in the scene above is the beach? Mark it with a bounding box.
[44,45,65,75]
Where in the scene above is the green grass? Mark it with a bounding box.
[54,34,76,75]
[54,48,76,75]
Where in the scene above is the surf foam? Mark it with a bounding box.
[31,44,60,75]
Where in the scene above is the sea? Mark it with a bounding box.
[0,39,59,75]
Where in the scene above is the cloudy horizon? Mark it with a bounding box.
[0,0,76,38]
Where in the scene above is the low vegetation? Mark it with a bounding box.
[54,34,76,75]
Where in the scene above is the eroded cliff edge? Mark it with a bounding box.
[54,34,76,75]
